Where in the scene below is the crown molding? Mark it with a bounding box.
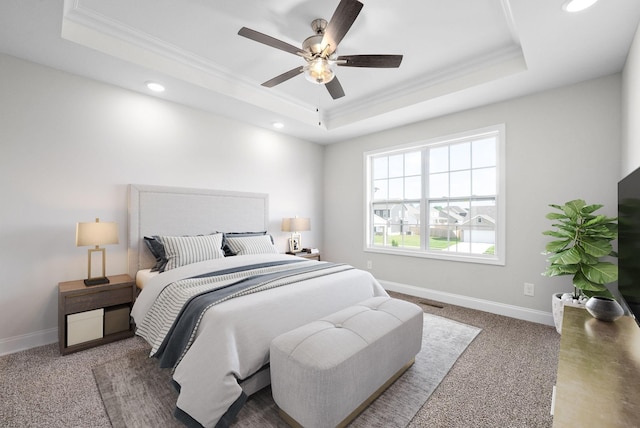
[62,0,320,125]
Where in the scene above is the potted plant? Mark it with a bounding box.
[541,199,618,333]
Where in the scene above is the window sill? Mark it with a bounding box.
[364,246,505,266]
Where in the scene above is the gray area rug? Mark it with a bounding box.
[93,314,481,427]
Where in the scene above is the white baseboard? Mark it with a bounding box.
[0,328,58,357]
[381,280,555,326]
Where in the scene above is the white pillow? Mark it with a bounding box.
[225,234,279,256]
[159,233,224,271]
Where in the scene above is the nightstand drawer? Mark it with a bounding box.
[67,308,104,346]
[64,286,132,314]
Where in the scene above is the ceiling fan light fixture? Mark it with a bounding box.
[302,34,325,56]
[237,0,400,99]
[304,58,335,84]
[562,0,599,12]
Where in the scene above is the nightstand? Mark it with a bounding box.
[58,274,136,355]
[292,251,321,261]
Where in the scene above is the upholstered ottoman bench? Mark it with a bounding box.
[270,296,423,428]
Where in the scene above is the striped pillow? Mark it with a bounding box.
[221,231,269,256]
[159,233,224,271]
[225,234,279,256]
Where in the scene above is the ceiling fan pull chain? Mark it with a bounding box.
[317,86,322,126]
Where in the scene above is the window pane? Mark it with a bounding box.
[472,167,496,196]
[379,203,421,249]
[388,178,403,199]
[389,154,404,178]
[450,170,471,197]
[400,203,420,248]
[373,157,388,179]
[373,179,388,200]
[405,202,421,234]
[472,138,496,168]
[462,200,496,255]
[385,204,403,247]
[381,226,395,247]
[453,200,471,223]
[405,176,421,199]
[450,142,470,171]
[429,172,449,198]
[470,199,496,219]
[372,203,389,246]
[405,151,421,175]
[372,203,391,219]
[430,146,448,173]
[428,202,456,251]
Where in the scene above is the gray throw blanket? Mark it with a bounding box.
[153,262,352,369]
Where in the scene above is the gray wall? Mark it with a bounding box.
[623,22,640,176]
[0,53,325,353]
[323,74,622,323]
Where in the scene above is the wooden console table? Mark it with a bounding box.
[553,306,640,427]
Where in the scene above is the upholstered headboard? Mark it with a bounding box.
[127,184,269,278]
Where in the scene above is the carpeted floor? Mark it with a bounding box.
[92,313,480,427]
[0,292,559,427]
[391,292,560,428]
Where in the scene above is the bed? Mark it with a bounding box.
[127,184,388,428]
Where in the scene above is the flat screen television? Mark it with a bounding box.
[618,166,640,327]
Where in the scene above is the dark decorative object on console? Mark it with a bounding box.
[585,296,624,322]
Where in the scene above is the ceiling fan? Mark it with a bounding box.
[237,0,403,100]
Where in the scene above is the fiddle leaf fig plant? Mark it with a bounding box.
[542,199,618,299]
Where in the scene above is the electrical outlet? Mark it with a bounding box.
[366,260,372,269]
[524,282,535,296]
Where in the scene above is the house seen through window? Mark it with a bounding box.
[366,124,505,265]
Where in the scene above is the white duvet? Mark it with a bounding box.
[131,254,388,428]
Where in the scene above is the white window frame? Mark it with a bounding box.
[364,124,506,266]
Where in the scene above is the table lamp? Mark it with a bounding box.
[76,218,119,286]
[282,217,310,253]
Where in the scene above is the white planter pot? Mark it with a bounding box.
[552,292,587,334]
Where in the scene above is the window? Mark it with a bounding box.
[365,125,505,265]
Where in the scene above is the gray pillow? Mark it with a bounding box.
[222,231,273,256]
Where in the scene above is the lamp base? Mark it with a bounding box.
[288,234,302,253]
[84,277,110,286]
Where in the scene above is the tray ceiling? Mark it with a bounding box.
[1,0,639,143]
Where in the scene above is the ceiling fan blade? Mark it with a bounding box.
[321,0,363,54]
[261,66,304,88]
[238,27,305,56]
[325,77,345,99]
[337,54,403,68]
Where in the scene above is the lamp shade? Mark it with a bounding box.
[76,219,119,247]
[281,217,310,232]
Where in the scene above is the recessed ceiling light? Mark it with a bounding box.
[272,122,284,129]
[563,0,598,12]
[145,81,165,92]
